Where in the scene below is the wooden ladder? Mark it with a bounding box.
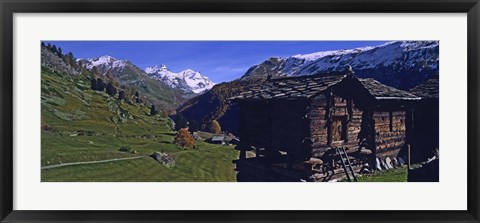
[336,147,358,182]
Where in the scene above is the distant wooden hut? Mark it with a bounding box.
[231,71,420,182]
[210,134,226,145]
[409,78,439,163]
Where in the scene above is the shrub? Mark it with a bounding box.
[173,128,195,149]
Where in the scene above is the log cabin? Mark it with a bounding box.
[231,71,421,182]
[409,78,439,163]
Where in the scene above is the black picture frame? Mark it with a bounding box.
[1,0,479,222]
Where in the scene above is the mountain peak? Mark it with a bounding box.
[92,55,118,62]
[288,41,439,62]
[180,69,201,78]
[290,42,396,62]
[145,64,169,74]
[241,40,439,90]
[181,68,196,74]
[80,55,127,70]
[145,65,215,94]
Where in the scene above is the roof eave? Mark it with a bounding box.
[375,97,422,100]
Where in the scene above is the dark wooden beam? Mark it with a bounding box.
[325,89,334,146]
[405,108,415,147]
[366,110,377,169]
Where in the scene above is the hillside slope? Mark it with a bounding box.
[41,45,239,182]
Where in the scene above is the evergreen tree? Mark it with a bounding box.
[51,45,58,54]
[57,47,63,57]
[174,114,188,131]
[66,52,75,66]
[106,82,117,96]
[41,42,45,47]
[134,91,140,103]
[96,78,105,91]
[63,53,70,65]
[118,90,126,100]
[90,78,97,90]
[188,120,200,133]
[150,104,158,116]
[47,43,52,50]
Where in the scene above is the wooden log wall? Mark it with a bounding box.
[309,93,363,157]
[373,111,406,158]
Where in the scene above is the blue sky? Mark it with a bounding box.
[45,41,388,83]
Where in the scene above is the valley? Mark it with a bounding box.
[41,40,439,182]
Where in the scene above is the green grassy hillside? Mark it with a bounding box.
[41,65,239,182]
[355,167,407,182]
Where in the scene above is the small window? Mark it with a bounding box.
[332,116,348,142]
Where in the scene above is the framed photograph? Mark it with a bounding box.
[1,0,479,222]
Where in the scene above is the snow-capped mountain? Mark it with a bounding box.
[78,56,215,94]
[80,55,127,70]
[144,65,215,94]
[241,41,439,90]
[78,55,157,88]
[77,55,186,109]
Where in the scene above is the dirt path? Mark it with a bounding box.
[41,156,146,170]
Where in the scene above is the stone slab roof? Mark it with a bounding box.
[409,78,439,99]
[231,74,420,101]
[358,78,421,100]
[231,74,347,100]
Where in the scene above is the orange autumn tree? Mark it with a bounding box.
[173,128,195,149]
